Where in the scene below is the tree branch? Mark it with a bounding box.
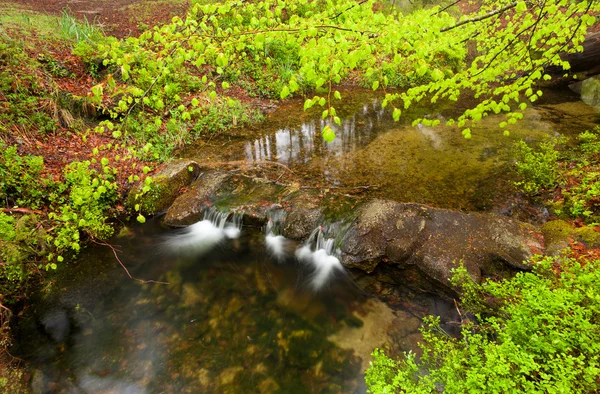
[441,2,517,32]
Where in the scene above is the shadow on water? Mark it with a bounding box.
[13,218,458,393]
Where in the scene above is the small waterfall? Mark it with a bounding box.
[264,209,292,262]
[165,208,242,255]
[295,225,345,291]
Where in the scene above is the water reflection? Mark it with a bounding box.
[244,99,384,166]
[240,93,599,211]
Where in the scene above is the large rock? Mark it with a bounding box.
[127,159,201,215]
[340,199,543,290]
[163,171,232,226]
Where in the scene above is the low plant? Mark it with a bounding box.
[366,256,600,393]
[513,138,563,195]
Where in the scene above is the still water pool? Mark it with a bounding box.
[14,217,456,393]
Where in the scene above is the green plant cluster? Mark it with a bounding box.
[556,127,600,220]
[0,144,118,299]
[366,256,600,393]
[512,138,562,195]
[0,36,58,136]
[513,127,600,221]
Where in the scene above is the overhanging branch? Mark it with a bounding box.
[440,2,517,32]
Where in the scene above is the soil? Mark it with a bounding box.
[11,0,190,38]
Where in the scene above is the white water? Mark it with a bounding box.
[264,210,293,262]
[165,209,242,255]
[295,226,344,291]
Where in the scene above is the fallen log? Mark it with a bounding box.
[544,32,600,86]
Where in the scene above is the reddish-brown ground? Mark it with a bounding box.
[2,1,194,199]
[11,0,190,38]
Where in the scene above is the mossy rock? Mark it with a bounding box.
[126,160,201,216]
[573,226,600,248]
[541,220,573,255]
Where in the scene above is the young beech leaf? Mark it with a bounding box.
[322,125,336,143]
[280,86,290,99]
[393,108,401,122]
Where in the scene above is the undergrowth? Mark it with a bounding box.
[513,126,600,222]
[366,256,600,393]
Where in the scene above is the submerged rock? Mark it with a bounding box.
[340,199,543,292]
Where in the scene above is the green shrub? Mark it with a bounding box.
[47,160,118,262]
[366,256,600,393]
[513,139,562,195]
[0,142,48,209]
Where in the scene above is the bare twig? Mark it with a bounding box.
[2,207,44,215]
[433,0,464,16]
[330,0,369,20]
[91,238,169,285]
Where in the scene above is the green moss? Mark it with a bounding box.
[540,220,573,246]
[573,226,600,248]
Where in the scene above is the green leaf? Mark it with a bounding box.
[334,91,342,100]
[280,86,290,99]
[393,108,401,122]
[322,125,336,143]
[372,80,380,91]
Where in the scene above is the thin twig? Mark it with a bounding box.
[330,0,369,20]
[91,239,169,285]
[441,2,517,32]
[2,207,44,215]
[433,0,464,16]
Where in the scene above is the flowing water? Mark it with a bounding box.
[14,88,600,393]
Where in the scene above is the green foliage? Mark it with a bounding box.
[0,36,58,136]
[48,160,118,262]
[0,144,118,299]
[0,142,48,209]
[366,256,600,393]
[84,0,598,142]
[513,138,562,195]
[555,127,600,220]
[58,9,105,44]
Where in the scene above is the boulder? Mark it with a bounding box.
[340,199,543,291]
[163,171,232,226]
[126,159,201,215]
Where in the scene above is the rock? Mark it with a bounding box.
[127,159,201,216]
[259,378,280,394]
[340,199,542,292]
[281,191,323,240]
[163,171,231,226]
[581,75,600,111]
[540,219,572,255]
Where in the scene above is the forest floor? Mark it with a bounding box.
[10,0,190,38]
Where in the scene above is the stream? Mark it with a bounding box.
[13,87,600,393]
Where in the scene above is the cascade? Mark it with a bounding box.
[264,208,292,261]
[295,225,345,291]
[164,207,242,255]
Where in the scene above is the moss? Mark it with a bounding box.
[126,160,200,216]
[573,226,600,248]
[540,220,573,247]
